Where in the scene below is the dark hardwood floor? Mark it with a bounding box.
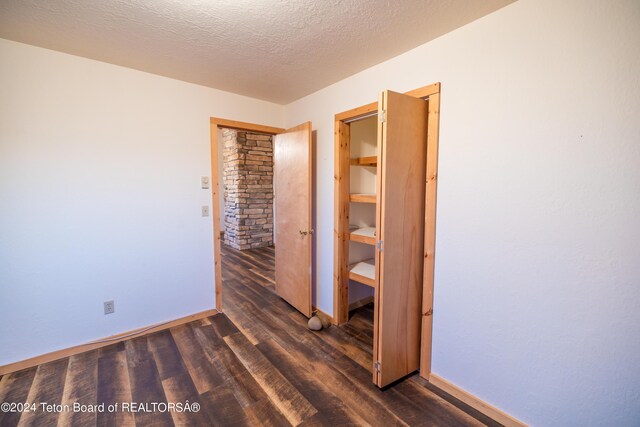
[0,244,498,426]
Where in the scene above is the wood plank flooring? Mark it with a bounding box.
[0,244,499,426]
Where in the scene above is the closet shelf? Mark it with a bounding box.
[350,156,377,167]
[349,193,376,204]
[349,259,376,288]
[349,227,376,245]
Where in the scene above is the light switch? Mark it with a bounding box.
[201,205,210,217]
[201,176,210,189]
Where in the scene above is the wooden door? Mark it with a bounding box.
[374,91,428,387]
[274,122,313,318]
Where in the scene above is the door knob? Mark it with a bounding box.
[299,229,315,236]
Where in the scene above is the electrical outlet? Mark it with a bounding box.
[201,176,210,189]
[104,300,115,315]
[202,205,209,217]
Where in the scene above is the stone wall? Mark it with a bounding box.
[222,129,273,250]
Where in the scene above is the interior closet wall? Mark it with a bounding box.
[347,116,376,305]
[283,0,640,425]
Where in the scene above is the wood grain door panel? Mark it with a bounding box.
[274,122,313,318]
[374,91,427,387]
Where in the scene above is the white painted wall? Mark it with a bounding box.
[285,0,640,425]
[0,38,283,366]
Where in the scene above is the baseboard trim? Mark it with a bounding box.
[348,296,374,311]
[429,374,527,427]
[0,308,219,376]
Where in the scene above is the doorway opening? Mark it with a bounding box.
[210,119,283,313]
[341,113,378,326]
[209,118,313,318]
[217,128,278,315]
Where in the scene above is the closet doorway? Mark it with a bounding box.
[210,119,313,318]
[334,83,441,386]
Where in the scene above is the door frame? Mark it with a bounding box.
[209,118,285,312]
[332,82,441,379]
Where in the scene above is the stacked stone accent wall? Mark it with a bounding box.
[222,129,273,250]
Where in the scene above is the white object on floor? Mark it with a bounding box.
[308,315,323,331]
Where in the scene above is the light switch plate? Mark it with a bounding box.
[201,176,210,189]
[202,205,209,217]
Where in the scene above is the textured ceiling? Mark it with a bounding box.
[0,0,514,103]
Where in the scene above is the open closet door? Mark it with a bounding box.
[274,122,313,318]
[374,91,428,387]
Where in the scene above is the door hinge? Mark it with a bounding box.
[374,361,381,372]
[380,110,386,123]
[376,240,384,252]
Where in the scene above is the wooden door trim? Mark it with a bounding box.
[405,82,441,100]
[210,117,285,135]
[333,120,351,324]
[420,93,440,380]
[210,118,285,312]
[332,83,441,380]
[334,83,440,121]
[335,102,377,122]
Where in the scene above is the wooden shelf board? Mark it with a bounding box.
[349,193,376,204]
[349,272,376,288]
[349,259,376,288]
[349,227,376,245]
[350,156,377,167]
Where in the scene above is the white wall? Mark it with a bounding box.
[0,38,284,366]
[285,0,640,425]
